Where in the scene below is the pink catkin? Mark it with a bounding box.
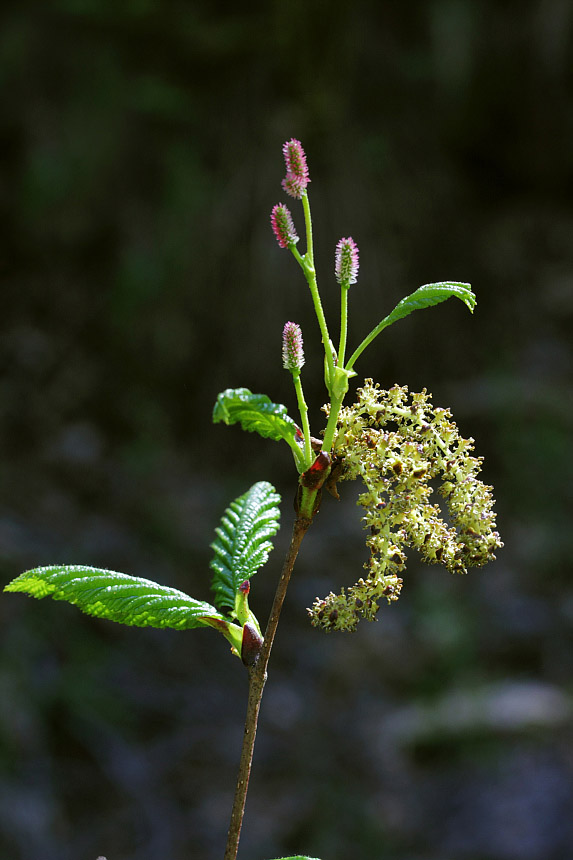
[282,321,305,373]
[281,139,310,199]
[271,203,299,249]
[335,237,359,286]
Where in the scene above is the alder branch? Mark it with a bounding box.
[223,511,312,860]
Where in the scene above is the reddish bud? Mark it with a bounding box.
[241,621,263,667]
[300,451,331,489]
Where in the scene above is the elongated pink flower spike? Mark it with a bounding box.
[281,138,310,199]
[335,237,359,286]
[282,321,305,374]
[271,203,299,249]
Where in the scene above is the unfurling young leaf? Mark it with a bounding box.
[213,387,305,469]
[4,565,227,630]
[210,481,281,612]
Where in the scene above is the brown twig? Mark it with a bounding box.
[223,511,312,860]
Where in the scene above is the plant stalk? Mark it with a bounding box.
[291,194,336,390]
[223,511,313,860]
[345,316,391,373]
[322,393,344,455]
[337,285,349,370]
[292,372,313,470]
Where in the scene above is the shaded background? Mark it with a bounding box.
[1,1,573,859]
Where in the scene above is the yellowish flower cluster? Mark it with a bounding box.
[309,379,502,632]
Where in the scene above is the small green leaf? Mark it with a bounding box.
[4,566,226,630]
[210,481,281,612]
[379,281,476,328]
[213,387,304,468]
[346,282,476,371]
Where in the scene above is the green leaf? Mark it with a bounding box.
[213,387,304,468]
[378,281,475,328]
[4,566,226,630]
[210,481,281,612]
[346,282,476,371]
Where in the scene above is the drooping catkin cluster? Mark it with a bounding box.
[309,379,502,632]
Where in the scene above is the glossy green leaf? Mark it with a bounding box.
[210,481,281,611]
[347,282,476,370]
[4,566,226,630]
[213,387,304,468]
[378,281,475,327]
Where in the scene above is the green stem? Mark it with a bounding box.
[308,267,336,391]
[301,191,314,268]
[322,393,344,454]
[298,486,320,521]
[292,372,313,470]
[290,244,307,272]
[299,193,336,391]
[337,285,349,369]
[345,316,391,373]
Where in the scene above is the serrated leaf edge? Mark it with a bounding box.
[210,481,281,612]
[5,565,226,630]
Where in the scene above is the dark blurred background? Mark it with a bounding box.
[1,1,572,859]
